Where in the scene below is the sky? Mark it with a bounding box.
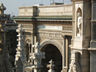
[0,0,71,16]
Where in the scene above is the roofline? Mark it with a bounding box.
[19,4,72,9]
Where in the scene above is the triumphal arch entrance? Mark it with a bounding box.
[14,4,72,72]
[41,44,62,72]
[14,0,93,71]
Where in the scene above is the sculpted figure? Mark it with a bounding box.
[47,60,55,72]
[68,59,81,72]
[68,59,76,72]
[77,12,82,37]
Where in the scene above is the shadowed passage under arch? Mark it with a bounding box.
[41,44,62,72]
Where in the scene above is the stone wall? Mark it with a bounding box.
[38,5,72,16]
[19,4,72,16]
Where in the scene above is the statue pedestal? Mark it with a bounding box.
[72,37,83,49]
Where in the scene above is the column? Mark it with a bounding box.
[62,36,69,72]
[62,35,65,71]
[32,36,45,72]
[66,37,68,71]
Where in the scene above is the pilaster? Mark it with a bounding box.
[70,0,91,72]
[89,1,96,72]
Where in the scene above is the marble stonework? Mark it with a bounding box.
[0,0,95,72]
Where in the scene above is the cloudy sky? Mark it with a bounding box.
[0,0,71,16]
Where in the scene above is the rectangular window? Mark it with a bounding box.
[93,3,96,20]
[92,23,96,40]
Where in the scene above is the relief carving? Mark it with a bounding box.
[38,32,62,40]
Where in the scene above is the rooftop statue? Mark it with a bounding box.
[0,3,6,14]
[0,3,6,10]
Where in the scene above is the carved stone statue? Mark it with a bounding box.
[47,60,55,72]
[26,36,45,72]
[68,59,76,72]
[77,12,82,37]
[68,59,81,72]
[0,3,6,14]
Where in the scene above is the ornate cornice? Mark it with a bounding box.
[13,16,72,22]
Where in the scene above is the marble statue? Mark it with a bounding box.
[26,36,45,72]
[68,59,76,72]
[77,12,82,37]
[47,60,55,72]
[68,59,81,72]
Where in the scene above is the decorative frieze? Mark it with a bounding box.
[38,32,63,40]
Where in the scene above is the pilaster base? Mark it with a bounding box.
[61,67,68,72]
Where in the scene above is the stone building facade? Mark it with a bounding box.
[0,3,17,72]
[13,0,96,72]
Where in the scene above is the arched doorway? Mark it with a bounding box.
[41,44,62,72]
